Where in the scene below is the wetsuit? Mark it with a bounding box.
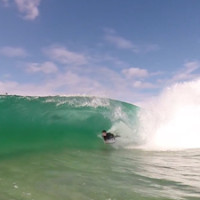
[103,132,115,141]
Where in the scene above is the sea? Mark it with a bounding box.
[0,92,200,200]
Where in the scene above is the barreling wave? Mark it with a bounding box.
[0,95,139,155]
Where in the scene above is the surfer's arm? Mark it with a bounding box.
[114,135,120,138]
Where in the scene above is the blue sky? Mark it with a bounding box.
[0,0,200,103]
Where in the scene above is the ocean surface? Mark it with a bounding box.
[0,95,200,200]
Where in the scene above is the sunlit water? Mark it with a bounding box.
[1,148,200,200]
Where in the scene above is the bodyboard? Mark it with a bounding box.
[104,137,115,144]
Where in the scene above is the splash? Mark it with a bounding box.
[138,79,200,150]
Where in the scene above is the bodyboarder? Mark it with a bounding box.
[101,130,115,142]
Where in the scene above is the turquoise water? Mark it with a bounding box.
[0,95,200,200]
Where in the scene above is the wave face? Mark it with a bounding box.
[0,95,138,155]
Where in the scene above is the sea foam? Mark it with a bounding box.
[138,79,200,150]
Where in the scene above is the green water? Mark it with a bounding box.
[0,95,138,154]
[0,95,200,200]
[1,149,200,200]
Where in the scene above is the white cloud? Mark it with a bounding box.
[105,34,135,49]
[132,81,155,89]
[1,0,41,20]
[26,61,58,74]
[0,47,159,103]
[0,46,28,57]
[0,80,55,96]
[185,61,199,72]
[0,71,107,97]
[104,28,159,53]
[172,61,200,82]
[44,46,88,66]
[122,67,159,89]
[14,0,41,20]
[44,71,106,96]
[0,80,18,94]
[122,67,149,79]
[0,65,146,102]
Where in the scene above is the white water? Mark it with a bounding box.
[138,79,200,150]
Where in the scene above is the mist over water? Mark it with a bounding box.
[137,79,200,150]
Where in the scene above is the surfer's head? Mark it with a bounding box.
[102,130,107,136]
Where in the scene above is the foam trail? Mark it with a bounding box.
[106,103,141,149]
[138,79,200,150]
